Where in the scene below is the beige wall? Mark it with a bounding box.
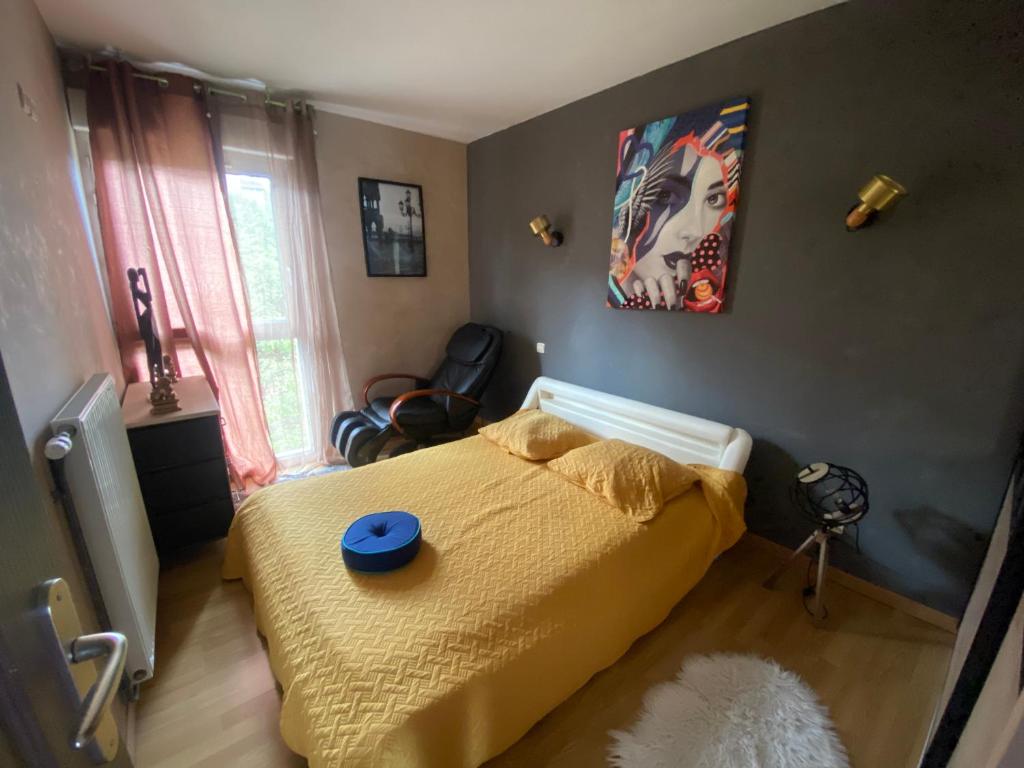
[0,0,122,653]
[0,1,123,445]
[314,111,469,400]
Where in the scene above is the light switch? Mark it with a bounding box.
[536,342,545,354]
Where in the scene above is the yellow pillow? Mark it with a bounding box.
[548,439,699,521]
[479,409,593,460]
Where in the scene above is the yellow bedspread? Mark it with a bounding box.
[223,435,746,767]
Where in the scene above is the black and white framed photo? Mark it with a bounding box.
[358,177,427,277]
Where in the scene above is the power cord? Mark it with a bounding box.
[802,554,828,619]
[799,523,861,619]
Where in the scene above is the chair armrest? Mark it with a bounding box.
[363,373,428,406]
[388,389,480,437]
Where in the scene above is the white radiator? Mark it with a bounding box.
[50,373,158,683]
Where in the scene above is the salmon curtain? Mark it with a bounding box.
[208,96,353,466]
[87,62,277,488]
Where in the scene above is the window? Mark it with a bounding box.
[224,173,308,459]
[68,90,317,466]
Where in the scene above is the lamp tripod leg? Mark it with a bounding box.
[813,530,830,623]
[763,531,818,589]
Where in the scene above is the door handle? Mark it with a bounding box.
[39,578,123,763]
[69,632,126,750]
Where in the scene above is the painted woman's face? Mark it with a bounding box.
[609,102,748,313]
[642,149,728,265]
[623,143,731,309]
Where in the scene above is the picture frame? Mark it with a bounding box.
[357,177,427,277]
[607,97,750,313]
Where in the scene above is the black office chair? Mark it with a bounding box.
[330,323,502,467]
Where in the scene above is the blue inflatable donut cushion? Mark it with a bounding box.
[341,511,422,572]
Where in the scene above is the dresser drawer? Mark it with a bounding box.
[148,497,234,552]
[128,415,224,472]
[139,457,231,516]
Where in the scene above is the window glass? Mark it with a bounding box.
[225,172,308,458]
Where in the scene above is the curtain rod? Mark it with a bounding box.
[89,63,168,88]
[193,83,293,111]
[87,63,293,110]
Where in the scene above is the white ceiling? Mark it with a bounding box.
[37,0,840,142]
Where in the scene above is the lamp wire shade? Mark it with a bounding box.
[790,462,869,529]
[764,462,870,622]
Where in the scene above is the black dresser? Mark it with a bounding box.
[122,376,234,553]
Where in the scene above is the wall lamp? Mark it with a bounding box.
[846,174,907,231]
[529,215,563,247]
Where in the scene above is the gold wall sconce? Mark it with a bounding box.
[529,215,563,247]
[846,174,907,231]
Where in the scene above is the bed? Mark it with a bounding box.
[223,377,752,767]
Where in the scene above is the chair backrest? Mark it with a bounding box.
[429,323,503,427]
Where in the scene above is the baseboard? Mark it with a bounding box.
[745,533,960,634]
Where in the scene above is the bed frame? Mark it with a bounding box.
[520,377,752,474]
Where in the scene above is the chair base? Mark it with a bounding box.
[331,409,472,468]
[331,410,395,467]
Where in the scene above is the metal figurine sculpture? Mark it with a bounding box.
[161,354,178,384]
[128,267,180,415]
[128,267,163,388]
[148,363,180,415]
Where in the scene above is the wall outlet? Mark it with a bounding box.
[536,342,545,354]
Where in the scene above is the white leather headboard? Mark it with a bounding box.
[520,377,752,474]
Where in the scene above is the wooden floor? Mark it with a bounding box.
[135,535,954,768]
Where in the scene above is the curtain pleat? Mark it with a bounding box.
[87,62,277,488]
[209,97,353,466]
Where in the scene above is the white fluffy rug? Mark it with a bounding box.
[608,654,849,768]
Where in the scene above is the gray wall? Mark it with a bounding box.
[467,0,1024,616]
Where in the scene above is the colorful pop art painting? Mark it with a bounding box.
[608,98,749,313]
